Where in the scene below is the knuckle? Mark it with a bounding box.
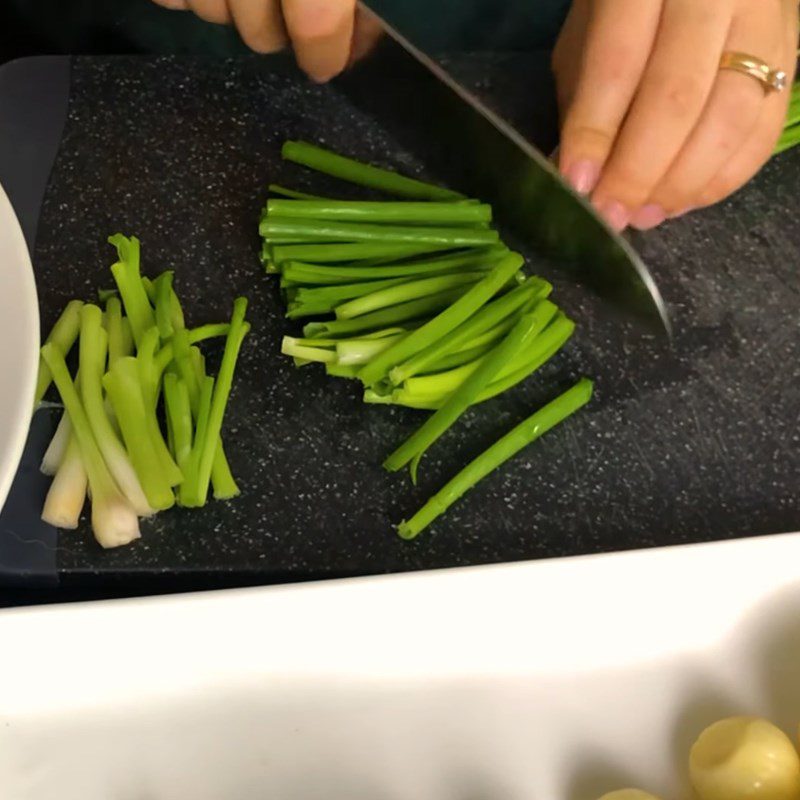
[588,43,642,88]
[561,122,615,156]
[647,72,708,120]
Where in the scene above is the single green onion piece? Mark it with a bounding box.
[358,253,524,387]
[163,373,193,473]
[108,234,156,349]
[41,344,141,547]
[334,273,485,320]
[179,375,215,508]
[34,300,84,406]
[192,298,250,506]
[302,288,465,339]
[326,363,361,379]
[268,184,336,201]
[397,378,594,539]
[385,307,555,476]
[281,140,462,201]
[281,337,337,363]
[266,199,491,226]
[155,271,175,340]
[260,218,499,247]
[79,305,154,516]
[268,241,456,267]
[105,296,127,367]
[41,433,87,530]
[120,318,134,358]
[336,335,403,366]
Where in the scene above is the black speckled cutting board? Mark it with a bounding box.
[0,53,798,591]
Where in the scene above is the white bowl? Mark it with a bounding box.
[1,531,799,799]
[0,183,39,512]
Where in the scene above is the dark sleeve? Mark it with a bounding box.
[6,0,571,56]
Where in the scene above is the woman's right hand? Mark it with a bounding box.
[151,0,382,83]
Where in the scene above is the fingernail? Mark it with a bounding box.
[594,199,630,232]
[563,159,600,195]
[630,204,666,231]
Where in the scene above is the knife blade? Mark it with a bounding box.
[336,6,672,338]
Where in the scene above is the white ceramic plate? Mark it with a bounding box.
[1,530,799,800]
[0,184,39,513]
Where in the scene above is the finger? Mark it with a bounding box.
[688,2,798,212]
[551,0,590,120]
[152,0,190,9]
[631,2,782,228]
[557,0,662,196]
[282,0,357,83]
[229,0,287,53]
[348,5,383,67]
[591,0,733,229]
[186,0,232,24]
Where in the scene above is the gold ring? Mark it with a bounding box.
[719,51,788,95]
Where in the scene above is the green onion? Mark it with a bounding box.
[388,278,549,385]
[385,305,557,477]
[41,434,87,529]
[281,247,507,286]
[41,343,142,548]
[163,373,194,474]
[268,184,336,201]
[108,234,156,349]
[102,357,177,511]
[397,378,594,539]
[358,253,524,388]
[186,298,249,506]
[282,140,462,201]
[79,304,154,516]
[336,335,403,366]
[155,271,176,340]
[105,296,127,367]
[335,272,485,320]
[302,288,467,339]
[260,218,500,247]
[266,200,491,226]
[268,241,455,267]
[34,300,84,406]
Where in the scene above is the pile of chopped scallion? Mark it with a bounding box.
[35,235,249,548]
[262,141,593,539]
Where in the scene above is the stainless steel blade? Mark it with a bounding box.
[336,7,671,337]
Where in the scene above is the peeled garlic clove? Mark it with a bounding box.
[598,790,663,800]
[690,716,800,800]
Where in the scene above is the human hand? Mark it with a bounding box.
[552,0,798,230]
[151,0,382,83]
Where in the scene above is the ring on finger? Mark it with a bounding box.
[719,51,788,94]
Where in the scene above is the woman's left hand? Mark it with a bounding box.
[552,0,798,230]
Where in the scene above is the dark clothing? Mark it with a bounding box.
[6,0,570,56]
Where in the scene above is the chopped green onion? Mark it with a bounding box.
[385,305,557,477]
[102,357,177,511]
[79,304,154,517]
[35,300,84,406]
[335,272,485,320]
[282,140,462,201]
[358,252,524,388]
[260,218,500,247]
[397,378,594,539]
[266,200,491,226]
[41,343,141,548]
[108,234,156,349]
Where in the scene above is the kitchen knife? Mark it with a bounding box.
[336,6,672,338]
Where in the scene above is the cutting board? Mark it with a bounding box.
[0,54,798,592]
